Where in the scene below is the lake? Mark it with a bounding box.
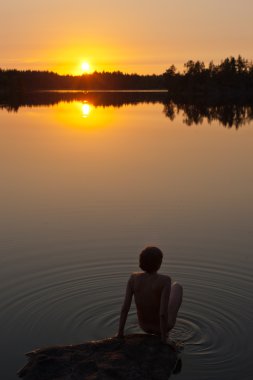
[0,92,253,380]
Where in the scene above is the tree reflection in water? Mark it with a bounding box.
[1,91,253,128]
[163,101,253,128]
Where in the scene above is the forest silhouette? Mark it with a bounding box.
[1,56,253,96]
[1,55,253,128]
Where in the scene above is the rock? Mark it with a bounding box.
[18,334,179,380]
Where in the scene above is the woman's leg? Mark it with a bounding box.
[167,282,183,331]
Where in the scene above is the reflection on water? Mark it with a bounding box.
[1,91,253,128]
[0,94,253,380]
[164,102,253,128]
[81,102,92,118]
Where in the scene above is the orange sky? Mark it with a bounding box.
[1,0,253,75]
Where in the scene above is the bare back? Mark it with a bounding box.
[130,272,171,332]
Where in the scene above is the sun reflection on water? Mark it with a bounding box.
[50,100,116,129]
[81,102,91,118]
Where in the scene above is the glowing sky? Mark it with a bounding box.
[1,0,253,74]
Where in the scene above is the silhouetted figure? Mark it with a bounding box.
[117,247,183,344]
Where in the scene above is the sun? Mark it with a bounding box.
[81,61,91,73]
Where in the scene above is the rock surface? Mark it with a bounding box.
[18,334,179,380]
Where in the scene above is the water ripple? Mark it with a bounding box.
[1,255,252,379]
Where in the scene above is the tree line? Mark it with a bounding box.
[0,70,164,91]
[1,56,253,94]
[164,56,253,96]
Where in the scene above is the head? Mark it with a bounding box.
[139,246,163,274]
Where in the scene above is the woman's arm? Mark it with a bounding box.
[117,275,134,337]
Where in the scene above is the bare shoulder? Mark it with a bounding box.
[128,272,140,285]
[128,272,144,290]
[157,274,171,286]
[130,272,143,279]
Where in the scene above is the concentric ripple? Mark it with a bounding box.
[1,248,252,380]
[167,259,253,379]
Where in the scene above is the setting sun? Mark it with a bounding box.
[81,61,91,73]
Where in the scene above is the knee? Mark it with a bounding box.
[172,282,183,296]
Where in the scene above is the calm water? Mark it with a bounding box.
[0,93,253,380]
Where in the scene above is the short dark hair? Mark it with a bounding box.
[139,246,163,273]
